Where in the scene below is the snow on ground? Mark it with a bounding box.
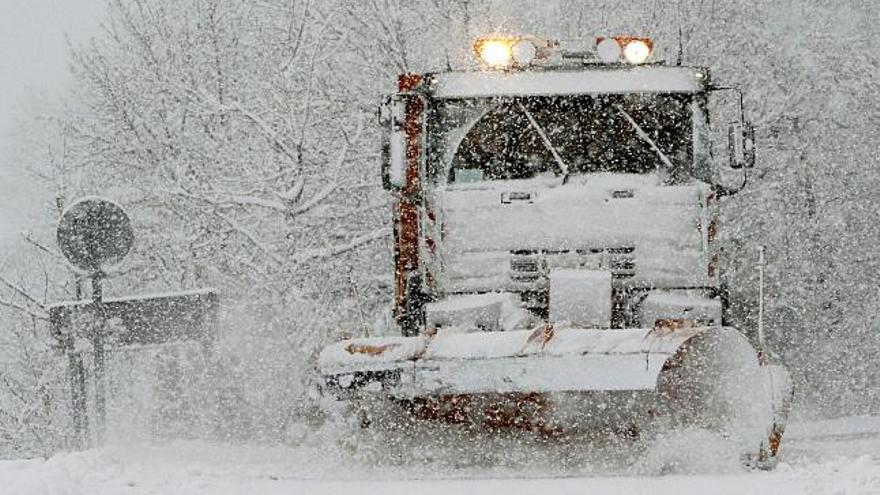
[2,416,879,495]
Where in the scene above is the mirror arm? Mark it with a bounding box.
[714,170,748,198]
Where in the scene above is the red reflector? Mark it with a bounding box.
[397,73,423,92]
[708,252,719,278]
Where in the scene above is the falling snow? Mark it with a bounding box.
[0,1,878,494]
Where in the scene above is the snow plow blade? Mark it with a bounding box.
[322,326,712,396]
[322,326,750,396]
[320,325,792,462]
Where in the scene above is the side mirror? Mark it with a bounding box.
[379,95,408,190]
[727,121,756,169]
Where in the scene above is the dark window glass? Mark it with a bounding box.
[432,94,695,184]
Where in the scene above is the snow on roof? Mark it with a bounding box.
[430,66,706,99]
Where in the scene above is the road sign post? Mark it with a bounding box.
[56,197,133,447]
[52,197,219,448]
[91,272,107,442]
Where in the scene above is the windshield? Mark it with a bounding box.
[430,94,700,185]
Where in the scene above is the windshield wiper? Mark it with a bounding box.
[613,103,675,172]
[516,101,571,183]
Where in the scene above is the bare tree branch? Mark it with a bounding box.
[292,227,388,264]
[0,297,49,321]
[0,275,46,311]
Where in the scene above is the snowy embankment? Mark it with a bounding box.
[2,416,878,495]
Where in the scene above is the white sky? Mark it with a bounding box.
[0,0,105,246]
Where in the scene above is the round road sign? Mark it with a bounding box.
[57,197,134,273]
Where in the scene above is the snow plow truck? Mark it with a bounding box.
[319,35,792,467]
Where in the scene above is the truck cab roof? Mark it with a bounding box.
[420,65,710,99]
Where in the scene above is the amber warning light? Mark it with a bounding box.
[473,35,557,69]
[596,36,654,64]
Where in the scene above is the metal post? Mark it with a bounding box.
[757,246,767,364]
[91,272,107,443]
[67,338,89,448]
[68,276,89,449]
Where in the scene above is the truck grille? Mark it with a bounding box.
[608,246,636,279]
[509,246,636,283]
[509,256,542,282]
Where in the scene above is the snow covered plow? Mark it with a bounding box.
[321,317,791,464]
[323,323,718,398]
[319,34,792,467]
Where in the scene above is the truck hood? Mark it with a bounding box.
[433,174,714,292]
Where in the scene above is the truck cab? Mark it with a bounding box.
[381,36,755,337]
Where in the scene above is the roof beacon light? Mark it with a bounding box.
[476,38,514,68]
[474,36,553,69]
[511,39,538,65]
[596,37,623,62]
[623,39,652,64]
[595,36,654,64]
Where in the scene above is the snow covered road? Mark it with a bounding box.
[2,416,878,495]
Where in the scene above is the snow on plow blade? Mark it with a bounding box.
[321,326,745,396]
